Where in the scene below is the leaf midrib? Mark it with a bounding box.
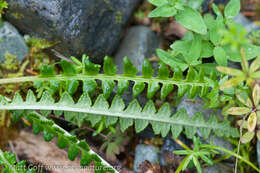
[0,104,221,129]
[0,74,208,87]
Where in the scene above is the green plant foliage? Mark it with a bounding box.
[0,149,36,173]
[151,0,260,71]
[0,0,7,18]
[148,0,207,34]
[0,90,239,139]
[173,137,216,173]
[217,51,260,90]
[226,84,260,143]
[0,55,213,100]
[224,0,240,20]
[10,111,116,173]
[173,137,260,173]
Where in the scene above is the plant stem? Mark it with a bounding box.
[201,144,260,173]
[235,116,246,173]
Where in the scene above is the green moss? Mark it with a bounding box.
[116,11,122,24]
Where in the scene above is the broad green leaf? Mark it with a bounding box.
[226,107,251,115]
[216,66,243,76]
[241,131,255,144]
[213,47,227,66]
[175,6,207,35]
[201,41,214,58]
[103,56,117,75]
[224,0,240,19]
[247,112,257,132]
[204,13,215,30]
[148,0,168,6]
[170,40,191,57]
[142,59,154,78]
[157,49,188,71]
[224,44,260,62]
[186,34,202,63]
[149,4,177,18]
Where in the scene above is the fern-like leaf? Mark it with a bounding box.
[0,91,239,139]
[0,149,36,173]
[0,56,213,99]
[11,110,117,173]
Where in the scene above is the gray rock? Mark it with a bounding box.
[177,95,234,152]
[257,141,260,169]
[134,144,159,172]
[5,0,141,63]
[233,13,259,33]
[113,26,161,106]
[114,25,161,74]
[202,163,233,173]
[160,135,191,166]
[0,22,28,61]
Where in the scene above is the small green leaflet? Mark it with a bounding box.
[156,49,188,71]
[149,4,177,18]
[148,0,168,6]
[213,46,227,66]
[224,0,240,19]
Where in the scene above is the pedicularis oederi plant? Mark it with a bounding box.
[0,0,260,173]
